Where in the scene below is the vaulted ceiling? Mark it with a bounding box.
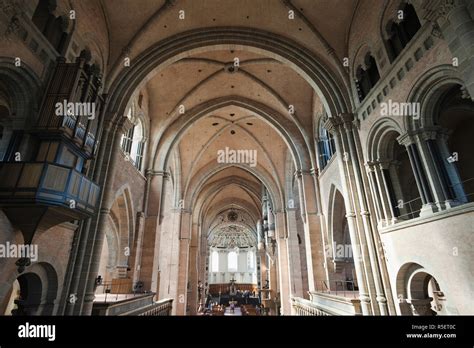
[95,0,360,246]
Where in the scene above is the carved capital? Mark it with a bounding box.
[364,161,376,172]
[146,170,170,179]
[396,132,416,147]
[323,116,342,134]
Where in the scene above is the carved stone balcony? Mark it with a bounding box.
[92,293,173,316]
[0,162,100,243]
[291,292,362,316]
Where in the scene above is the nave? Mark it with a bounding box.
[0,0,473,318]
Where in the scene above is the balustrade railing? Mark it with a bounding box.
[291,297,330,316]
[315,279,359,299]
[138,298,173,316]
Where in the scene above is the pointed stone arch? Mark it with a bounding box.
[106,27,350,121]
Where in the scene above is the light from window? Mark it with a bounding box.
[228,251,238,271]
[211,251,219,272]
[247,251,254,270]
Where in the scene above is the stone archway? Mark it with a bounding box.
[106,27,350,121]
[396,263,447,316]
[4,262,59,316]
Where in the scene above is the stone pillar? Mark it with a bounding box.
[295,169,326,292]
[414,129,452,209]
[187,219,199,315]
[397,134,436,216]
[141,171,169,293]
[269,253,278,298]
[370,161,397,225]
[130,212,145,286]
[364,163,384,225]
[156,203,183,314]
[286,208,305,298]
[325,114,392,315]
[69,117,122,315]
[275,211,291,315]
[175,210,191,315]
[387,161,411,218]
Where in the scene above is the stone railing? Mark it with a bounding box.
[291,297,330,316]
[291,290,363,316]
[137,298,173,316]
[93,293,173,316]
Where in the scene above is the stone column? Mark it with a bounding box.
[130,212,145,286]
[397,133,436,216]
[414,129,453,209]
[286,208,305,298]
[275,211,291,315]
[142,171,169,294]
[325,114,393,315]
[294,169,326,292]
[269,253,278,300]
[371,161,396,225]
[69,117,122,315]
[187,219,199,315]
[364,163,384,225]
[175,210,191,315]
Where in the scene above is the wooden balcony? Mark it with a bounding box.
[0,161,100,243]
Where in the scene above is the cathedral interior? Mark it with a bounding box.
[0,0,473,319]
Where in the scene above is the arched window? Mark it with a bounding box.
[366,55,380,87]
[32,0,69,53]
[247,251,254,270]
[385,3,421,62]
[228,251,238,272]
[211,251,219,272]
[432,85,474,203]
[120,126,134,154]
[368,129,424,222]
[355,54,379,102]
[120,106,146,171]
[317,116,336,170]
[328,189,358,291]
[130,120,145,170]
